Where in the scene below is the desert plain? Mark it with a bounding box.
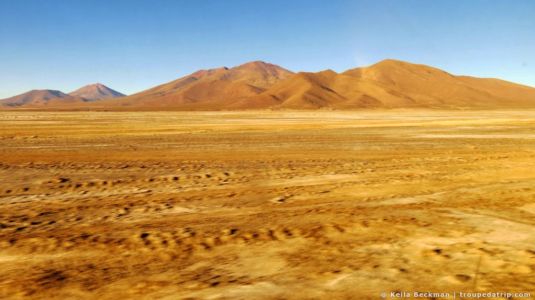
[0,110,534,299]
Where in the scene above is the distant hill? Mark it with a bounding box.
[0,84,125,107]
[68,83,125,101]
[0,90,81,107]
[3,59,535,110]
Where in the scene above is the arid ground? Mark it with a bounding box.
[0,111,534,299]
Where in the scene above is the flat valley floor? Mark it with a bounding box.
[0,111,534,299]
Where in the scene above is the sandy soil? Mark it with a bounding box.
[0,110,534,299]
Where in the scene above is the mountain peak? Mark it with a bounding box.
[28,89,65,95]
[373,58,408,65]
[234,60,290,72]
[369,59,452,75]
[69,83,125,101]
[237,60,271,68]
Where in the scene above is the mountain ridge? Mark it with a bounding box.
[0,90,79,107]
[2,59,535,110]
[1,84,125,107]
[69,83,125,101]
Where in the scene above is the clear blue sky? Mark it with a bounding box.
[1,0,534,98]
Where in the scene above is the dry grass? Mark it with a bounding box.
[0,110,534,299]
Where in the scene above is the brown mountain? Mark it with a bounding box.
[3,59,535,110]
[1,84,125,108]
[244,70,391,109]
[0,90,82,107]
[246,59,535,109]
[340,59,535,108]
[68,83,125,101]
[99,61,294,109]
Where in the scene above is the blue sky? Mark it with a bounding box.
[1,0,534,98]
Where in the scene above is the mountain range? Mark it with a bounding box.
[2,59,535,110]
[0,83,125,107]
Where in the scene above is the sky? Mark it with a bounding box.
[1,0,534,98]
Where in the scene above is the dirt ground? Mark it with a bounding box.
[0,110,534,299]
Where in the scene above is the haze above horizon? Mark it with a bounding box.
[1,0,534,98]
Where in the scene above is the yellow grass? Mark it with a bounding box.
[1,110,534,299]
